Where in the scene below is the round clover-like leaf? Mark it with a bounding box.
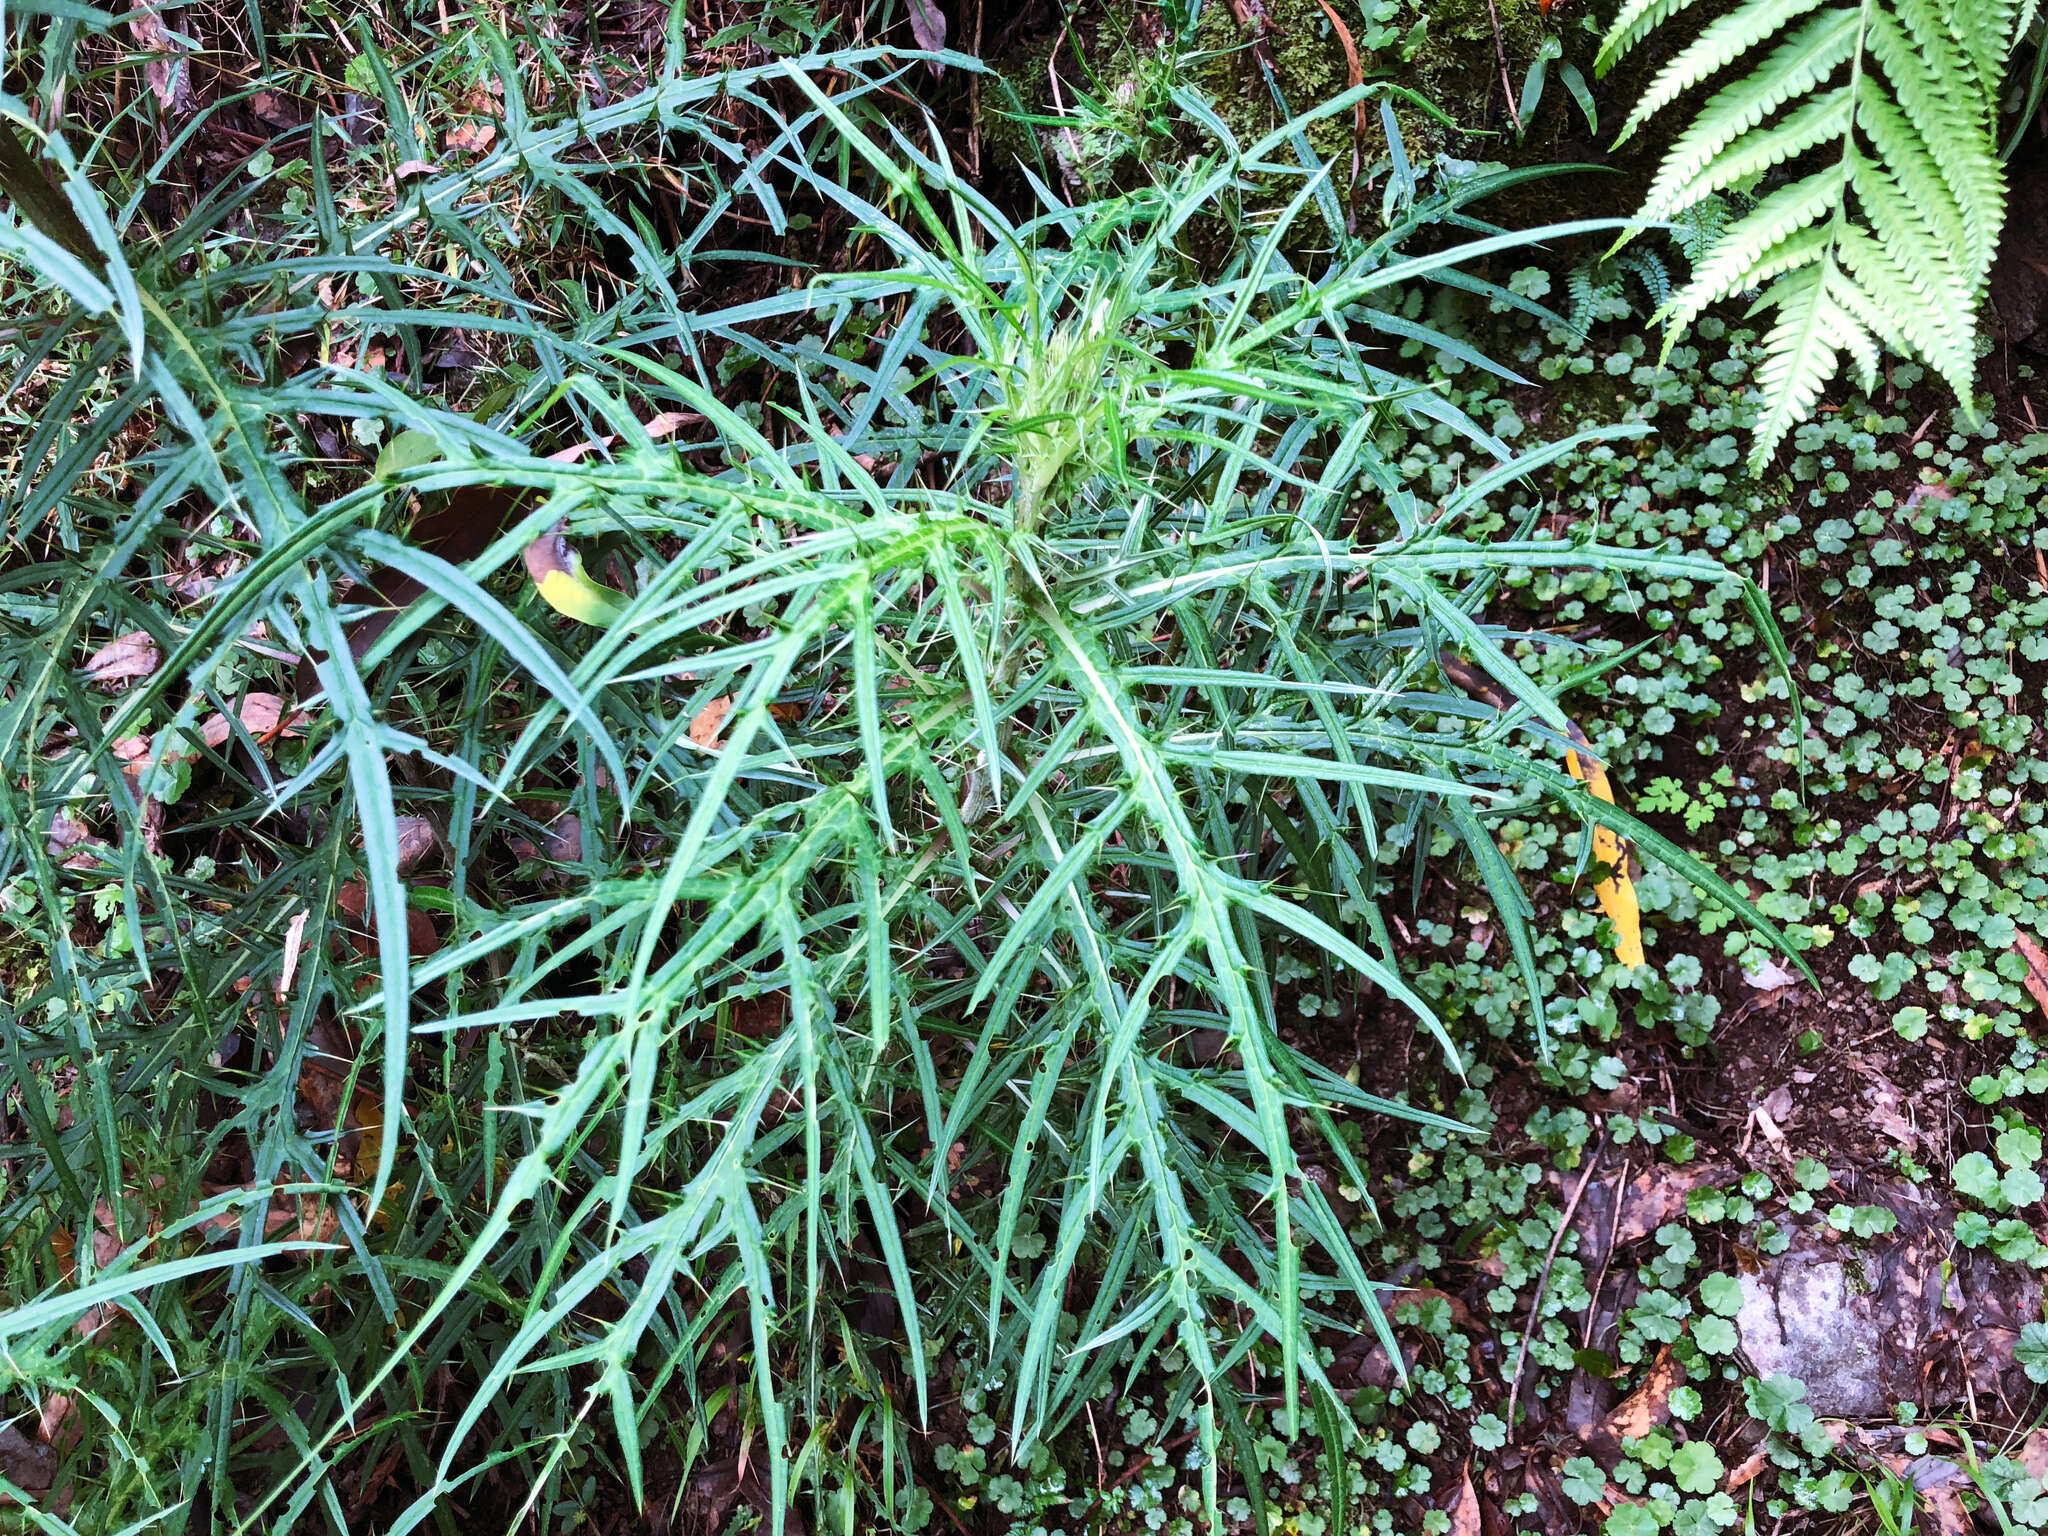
[1698,1272,1744,1317]
[2017,1322,2048,1385]
[1996,1126,2042,1170]
[2002,1165,2045,1208]
[1562,1456,1608,1505]
[1693,1315,1739,1355]
[1670,1440,1725,1495]
[1954,1151,2005,1207]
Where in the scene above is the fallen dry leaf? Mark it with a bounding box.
[198,1183,342,1245]
[1311,0,1366,139]
[36,1393,77,1455]
[1587,1346,1681,1444]
[443,120,496,154]
[1725,1450,1768,1490]
[1562,731,1644,967]
[50,1199,140,1337]
[1607,1163,1737,1246]
[1742,954,1799,989]
[506,801,583,866]
[392,815,438,875]
[45,809,90,857]
[83,631,160,688]
[200,692,309,750]
[126,4,191,115]
[2020,1427,2048,1483]
[2017,931,2048,1018]
[905,0,946,52]
[1447,1462,1481,1536]
[689,695,734,751]
[1381,1285,1484,1331]
[0,1425,54,1497]
[335,881,442,960]
[394,159,440,179]
[1918,1487,1971,1536]
[276,909,310,1002]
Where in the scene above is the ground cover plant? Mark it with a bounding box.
[10,0,2048,1534]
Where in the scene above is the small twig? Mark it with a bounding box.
[1485,0,1523,135]
[1507,1131,1605,1436]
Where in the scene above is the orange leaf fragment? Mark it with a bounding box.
[689,695,734,751]
[1591,1346,1681,1443]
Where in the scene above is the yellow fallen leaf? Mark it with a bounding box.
[523,533,629,627]
[1434,650,1646,967]
[1564,729,1645,967]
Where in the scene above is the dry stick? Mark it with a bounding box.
[967,0,983,179]
[1484,0,1523,135]
[1580,1155,1628,1351]
[1506,1131,1606,1437]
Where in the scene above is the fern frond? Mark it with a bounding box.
[1620,0,1830,141]
[1841,142,1975,326]
[1746,263,1853,461]
[1606,0,2021,465]
[1862,17,2005,260]
[1642,85,1853,217]
[1640,12,1858,193]
[1659,174,1842,328]
[1597,0,1715,74]
[1621,248,1672,308]
[1830,225,1978,383]
[1848,82,1975,259]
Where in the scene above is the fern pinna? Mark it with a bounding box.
[1600,0,2019,465]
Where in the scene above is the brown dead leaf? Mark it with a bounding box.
[1311,0,1366,140]
[1919,1487,1971,1536]
[200,692,310,750]
[2017,932,2048,1019]
[443,120,496,154]
[392,815,438,875]
[0,1425,54,1497]
[83,631,159,688]
[394,159,440,180]
[1382,1285,1483,1331]
[2020,1427,2048,1483]
[905,0,946,53]
[689,695,734,751]
[1447,1463,1481,1536]
[46,809,90,858]
[51,1199,140,1337]
[1611,1163,1735,1246]
[1588,1346,1681,1444]
[506,801,583,866]
[276,909,310,1002]
[36,1393,77,1455]
[334,881,442,960]
[126,4,191,116]
[198,1183,342,1245]
[1725,1450,1768,1491]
